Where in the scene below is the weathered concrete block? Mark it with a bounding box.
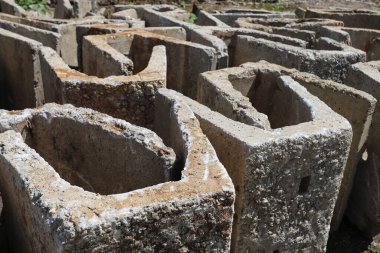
[39,41,166,128]
[197,66,271,129]
[111,9,145,27]
[54,0,74,19]
[346,61,380,164]
[234,18,316,46]
[0,12,109,67]
[0,0,26,17]
[0,102,234,252]
[324,27,380,60]
[77,30,216,99]
[200,61,375,232]
[54,0,95,19]
[82,33,134,77]
[368,38,380,61]
[76,24,188,72]
[234,17,350,47]
[305,9,380,30]
[345,61,380,235]
[0,18,61,52]
[212,10,295,26]
[113,5,229,69]
[233,35,366,82]
[195,9,229,27]
[163,73,352,252]
[0,28,43,109]
[208,26,308,48]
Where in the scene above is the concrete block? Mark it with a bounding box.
[39,41,166,128]
[162,72,352,252]
[233,35,366,82]
[0,0,26,17]
[345,61,380,235]
[82,34,134,77]
[234,19,316,46]
[234,17,348,47]
[0,28,43,110]
[78,30,216,99]
[223,61,375,232]
[196,10,229,27]
[0,102,234,252]
[212,12,295,26]
[54,0,73,19]
[368,38,380,61]
[55,0,95,19]
[341,27,380,55]
[0,18,61,52]
[305,8,380,30]
[0,12,108,67]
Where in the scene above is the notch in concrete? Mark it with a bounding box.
[298,175,311,196]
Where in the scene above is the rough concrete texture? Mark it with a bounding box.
[75,23,187,67]
[0,12,111,67]
[0,102,234,252]
[54,0,74,19]
[79,29,216,99]
[0,0,26,17]
[111,9,145,28]
[1,2,380,251]
[54,0,96,19]
[234,17,351,47]
[0,28,44,109]
[234,18,317,45]
[327,27,380,60]
[163,76,352,252]
[233,35,366,82]
[0,18,61,51]
[344,61,380,235]
[196,9,230,27]
[82,33,134,77]
[368,38,380,61]
[40,40,166,128]
[123,4,230,69]
[305,8,380,30]
[199,61,375,233]
[212,10,295,26]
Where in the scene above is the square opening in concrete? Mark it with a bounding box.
[298,175,311,196]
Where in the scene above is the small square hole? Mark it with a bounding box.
[298,176,311,195]
[273,250,280,253]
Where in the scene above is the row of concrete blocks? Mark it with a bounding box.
[196,6,380,234]
[0,3,374,82]
[0,3,377,229]
[0,23,378,252]
[1,3,380,252]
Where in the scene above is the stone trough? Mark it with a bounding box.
[0,100,235,252]
[163,66,353,252]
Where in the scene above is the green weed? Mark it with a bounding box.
[15,0,53,15]
[189,13,197,24]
